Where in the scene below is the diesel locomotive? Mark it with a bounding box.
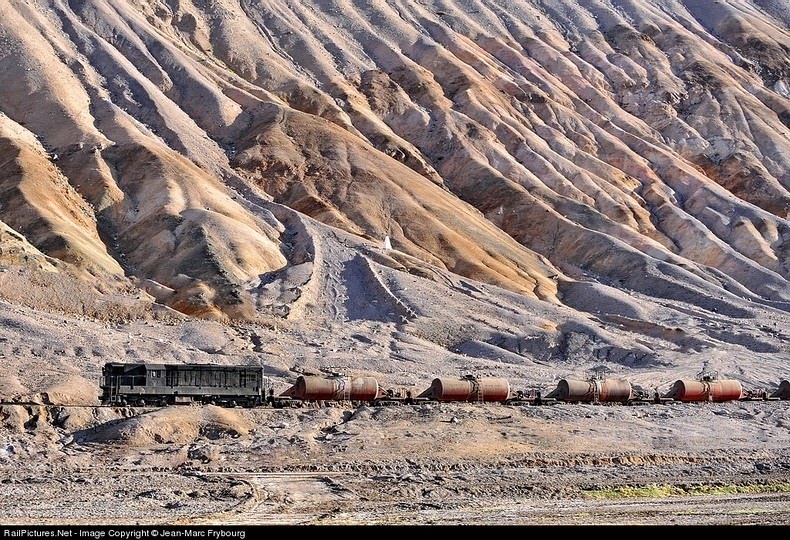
[99,362,272,407]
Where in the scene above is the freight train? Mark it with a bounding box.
[98,362,790,408]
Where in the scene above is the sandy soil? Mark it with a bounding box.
[1,399,789,526]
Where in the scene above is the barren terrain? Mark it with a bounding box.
[1,398,789,526]
[0,299,788,526]
[0,0,789,527]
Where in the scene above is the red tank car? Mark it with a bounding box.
[661,365,744,403]
[663,378,743,402]
[546,377,634,403]
[417,375,511,403]
[279,375,380,402]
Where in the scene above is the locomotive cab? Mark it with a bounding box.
[100,363,168,406]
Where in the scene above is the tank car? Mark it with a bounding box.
[99,362,270,407]
[659,365,747,403]
[272,374,381,407]
[545,377,635,403]
[662,376,743,402]
[416,375,512,403]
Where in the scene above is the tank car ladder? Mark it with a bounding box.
[336,373,350,402]
[342,378,350,402]
[590,371,602,404]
